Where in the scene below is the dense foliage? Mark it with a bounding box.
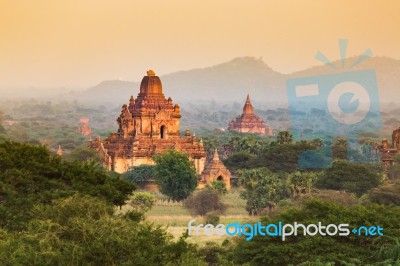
[238,168,288,215]
[229,199,400,265]
[368,182,400,206]
[124,164,156,187]
[130,191,157,212]
[0,195,203,265]
[316,160,383,197]
[0,141,134,230]
[153,149,198,201]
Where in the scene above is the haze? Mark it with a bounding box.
[0,0,399,88]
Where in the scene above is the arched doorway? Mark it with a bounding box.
[217,175,223,181]
[160,125,166,139]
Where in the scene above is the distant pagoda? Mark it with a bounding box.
[78,117,92,136]
[228,95,272,135]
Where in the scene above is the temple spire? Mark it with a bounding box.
[213,148,220,161]
[56,145,62,156]
[243,94,254,115]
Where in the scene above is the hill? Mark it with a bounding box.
[81,55,400,105]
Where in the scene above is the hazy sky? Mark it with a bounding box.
[0,0,399,88]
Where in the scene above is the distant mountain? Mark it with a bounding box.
[77,56,400,104]
[82,57,286,104]
[81,80,137,104]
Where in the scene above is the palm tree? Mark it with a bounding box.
[277,131,293,144]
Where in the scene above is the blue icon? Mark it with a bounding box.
[286,40,381,168]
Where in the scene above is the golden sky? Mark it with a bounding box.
[0,0,399,88]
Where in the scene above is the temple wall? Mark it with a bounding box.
[194,158,206,175]
[112,156,204,175]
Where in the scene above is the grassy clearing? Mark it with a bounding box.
[120,188,255,245]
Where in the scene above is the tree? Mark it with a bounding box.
[316,160,382,197]
[223,151,256,172]
[332,137,347,160]
[153,149,198,201]
[252,142,320,173]
[288,171,320,198]
[0,141,134,231]
[209,180,228,195]
[237,168,287,215]
[183,188,226,216]
[235,135,264,155]
[276,130,293,144]
[0,194,204,265]
[124,164,156,187]
[368,182,400,206]
[68,147,103,163]
[229,199,400,265]
[130,191,157,212]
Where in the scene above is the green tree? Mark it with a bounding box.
[223,151,256,172]
[332,137,347,160]
[368,182,400,206]
[229,199,400,265]
[124,164,156,187]
[252,142,322,173]
[374,236,400,264]
[0,195,204,265]
[237,168,287,215]
[130,191,157,212]
[153,149,198,201]
[316,160,382,197]
[276,130,293,144]
[209,180,228,195]
[68,147,103,163]
[288,171,320,198]
[0,141,134,230]
[236,135,264,155]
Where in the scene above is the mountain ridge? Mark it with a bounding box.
[71,55,400,104]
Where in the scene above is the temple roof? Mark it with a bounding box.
[201,148,231,178]
[140,70,163,95]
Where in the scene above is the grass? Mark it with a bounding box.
[120,188,256,245]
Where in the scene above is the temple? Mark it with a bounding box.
[89,70,230,189]
[380,126,400,166]
[199,149,231,189]
[77,117,92,136]
[228,95,272,135]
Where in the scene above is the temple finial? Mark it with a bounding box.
[56,145,62,156]
[213,148,220,161]
[243,94,254,115]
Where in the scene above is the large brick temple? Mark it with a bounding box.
[89,70,230,188]
[228,95,273,135]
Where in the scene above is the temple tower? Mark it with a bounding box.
[228,94,273,135]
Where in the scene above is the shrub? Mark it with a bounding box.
[209,180,228,195]
[183,188,226,216]
[130,191,156,212]
[205,211,220,226]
